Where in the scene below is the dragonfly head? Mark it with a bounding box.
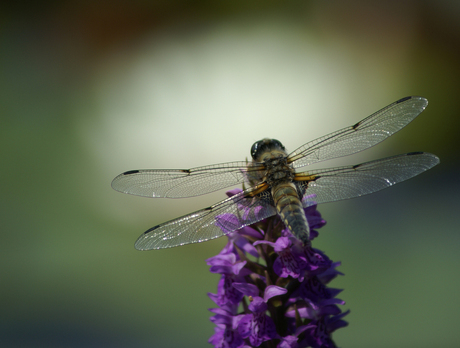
[251,138,286,162]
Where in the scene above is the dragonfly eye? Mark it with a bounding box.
[251,138,286,160]
[271,139,285,150]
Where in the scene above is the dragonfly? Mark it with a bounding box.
[112,96,439,250]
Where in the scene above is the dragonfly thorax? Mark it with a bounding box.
[264,156,295,186]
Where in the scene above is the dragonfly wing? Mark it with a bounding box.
[298,152,439,207]
[111,161,260,198]
[135,189,277,250]
[289,96,428,169]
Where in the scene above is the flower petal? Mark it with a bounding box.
[232,282,259,297]
[264,285,288,302]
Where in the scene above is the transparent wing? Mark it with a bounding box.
[111,161,264,198]
[288,96,428,169]
[135,189,277,250]
[298,152,439,207]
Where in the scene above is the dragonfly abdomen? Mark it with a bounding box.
[272,182,310,244]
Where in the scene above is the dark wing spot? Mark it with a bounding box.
[407,151,423,156]
[204,206,213,211]
[352,164,362,169]
[352,121,361,130]
[145,225,160,233]
[181,169,191,174]
[123,170,140,175]
[396,96,411,104]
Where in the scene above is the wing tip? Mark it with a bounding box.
[135,225,187,250]
[134,233,159,251]
[406,151,440,161]
[111,170,140,191]
[396,95,428,109]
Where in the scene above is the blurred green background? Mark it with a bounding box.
[1,1,459,347]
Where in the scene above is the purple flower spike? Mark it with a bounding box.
[208,302,245,348]
[207,249,250,306]
[238,304,278,347]
[236,288,283,347]
[255,237,308,281]
[208,189,348,348]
